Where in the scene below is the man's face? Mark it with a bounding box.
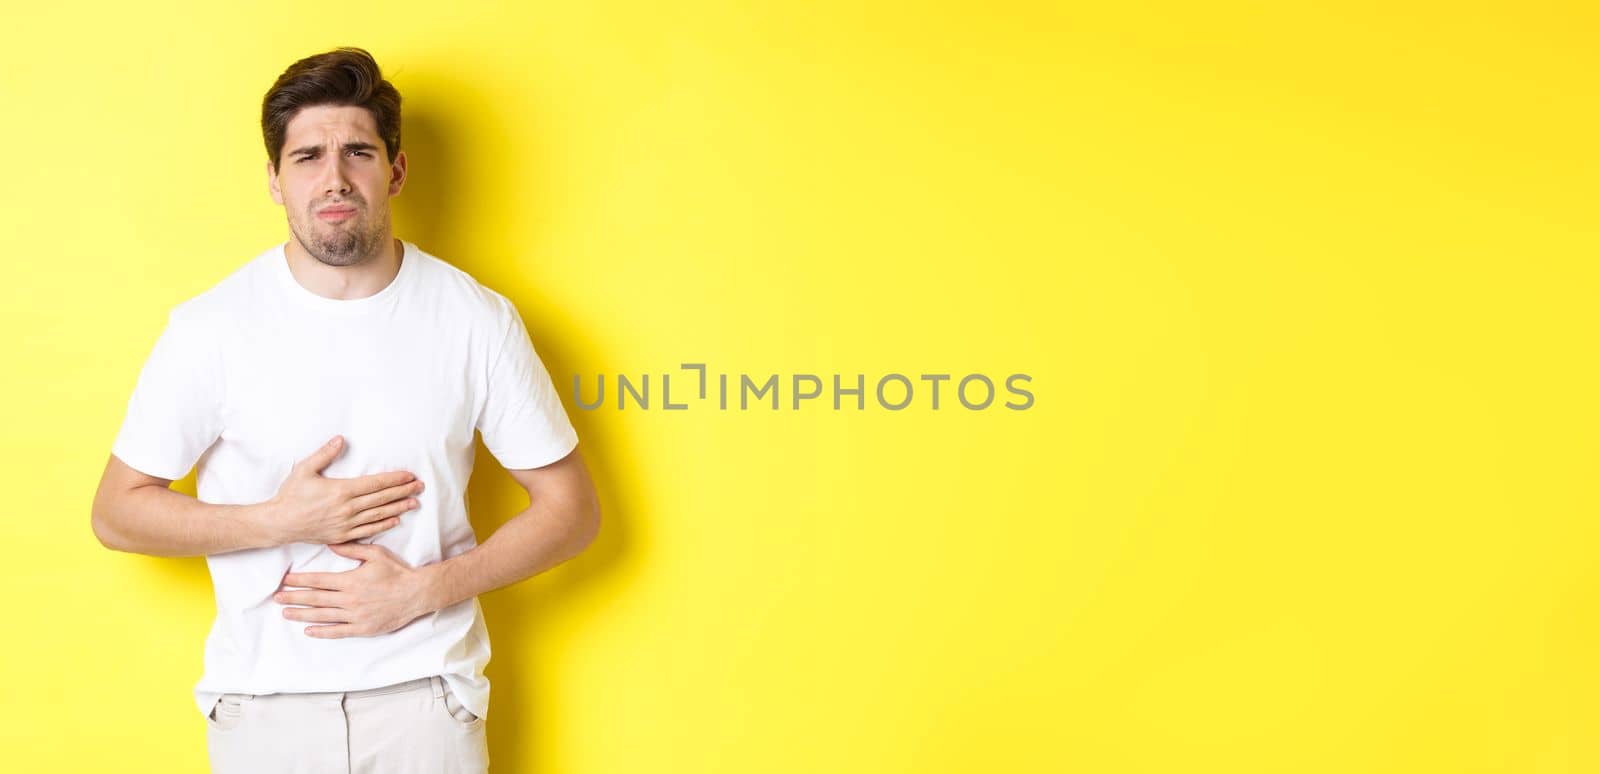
[268,104,406,266]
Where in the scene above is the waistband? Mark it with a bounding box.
[226,675,445,703]
[348,675,441,700]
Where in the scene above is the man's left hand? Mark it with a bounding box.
[275,542,436,639]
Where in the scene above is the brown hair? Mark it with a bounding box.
[261,47,401,172]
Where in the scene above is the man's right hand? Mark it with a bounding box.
[264,435,424,545]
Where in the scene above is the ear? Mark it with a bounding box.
[387,149,407,198]
[267,159,283,205]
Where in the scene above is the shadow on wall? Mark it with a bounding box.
[398,66,633,769]
[135,64,631,770]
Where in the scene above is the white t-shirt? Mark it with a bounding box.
[110,239,579,721]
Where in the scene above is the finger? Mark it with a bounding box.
[274,589,341,607]
[305,623,360,639]
[282,571,348,590]
[348,478,424,515]
[345,516,402,541]
[283,606,349,623]
[297,435,344,474]
[350,469,418,497]
[347,494,421,527]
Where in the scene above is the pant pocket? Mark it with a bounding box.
[440,682,483,726]
[206,694,248,732]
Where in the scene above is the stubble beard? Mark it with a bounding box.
[291,206,390,268]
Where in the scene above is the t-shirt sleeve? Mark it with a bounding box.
[110,305,226,480]
[475,299,579,469]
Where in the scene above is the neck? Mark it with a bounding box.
[284,235,404,301]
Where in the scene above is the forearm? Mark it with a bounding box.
[421,493,598,611]
[92,484,278,558]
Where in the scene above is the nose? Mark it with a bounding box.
[321,159,352,198]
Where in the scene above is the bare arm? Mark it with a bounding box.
[421,444,601,610]
[90,453,278,557]
[268,443,600,639]
[92,435,427,558]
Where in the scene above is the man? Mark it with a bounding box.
[90,47,600,773]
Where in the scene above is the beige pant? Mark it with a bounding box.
[205,675,489,773]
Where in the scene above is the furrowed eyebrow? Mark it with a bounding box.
[288,142,381,158]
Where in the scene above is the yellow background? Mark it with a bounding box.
[2,1,1597,771]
